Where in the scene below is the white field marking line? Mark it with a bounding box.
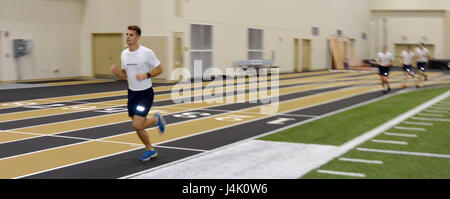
[371,139,408,145]
[416,113,446,117]
[411,117,450,122]
[0,101,130,123]
[384,132,418,138]
[8,132,207,179]
[75,76,378,109]
[402,121,433,126]
[6,81,346,140]
[13,85,374,179]
[124,85,450,178]
[423,109,448,114]
[0,79,343,123]
[122,85,397,178]
[394,126,426,131]
[0,90,126,108]
[127,83,447,179]
[429,106,450,110]
[0,130,142,160]
[155,145,208,152]
[12,147,142,179]
[110,84,383,143]
[316,170,365,178]
[163,106,318,118]
[357,148,450,159]
[338,157,383,164]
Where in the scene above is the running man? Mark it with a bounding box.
[376,45,394,93]
[399,45,416,88]
[414,42,432,86]
[110,25,166,162]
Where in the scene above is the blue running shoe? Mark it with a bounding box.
[155,112,166,134]
[139,149,158,162]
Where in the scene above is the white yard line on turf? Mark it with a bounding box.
[338,157,383,164]
[383,132,418,138]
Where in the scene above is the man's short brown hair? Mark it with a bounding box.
[128,25,141,36]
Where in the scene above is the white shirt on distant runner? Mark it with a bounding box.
[121,45,160,91]
[415,47,431,62]
[401,50,415,65]
[377,52,394,66]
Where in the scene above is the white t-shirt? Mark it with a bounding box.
[121,45,160,91]
[377,52,394,66]
[415,47,431,62]
[400,50,415,65]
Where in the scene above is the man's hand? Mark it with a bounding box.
[110,64,119,74]
[136,73,148,81]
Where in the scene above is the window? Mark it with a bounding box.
[190,24,213,77]
[312,27,319,36]
[248,28,263,59]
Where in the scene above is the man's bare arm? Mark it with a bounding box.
[110,64,127,79]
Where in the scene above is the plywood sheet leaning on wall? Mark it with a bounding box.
[329,37,345,70]
[348,44,363,68]
[330,37,364,70]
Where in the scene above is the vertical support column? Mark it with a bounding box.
[444,10,450,59]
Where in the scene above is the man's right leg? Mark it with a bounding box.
[132,115,154,151]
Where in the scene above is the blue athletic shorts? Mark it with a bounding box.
[127,87,154,118]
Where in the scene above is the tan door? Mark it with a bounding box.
[0,31,3,80]
[174,32,184,69]
[294,38,300,72]
[93,34,123,78]
[302,39,311,71]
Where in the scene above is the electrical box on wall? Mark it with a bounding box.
[13,39,33,58]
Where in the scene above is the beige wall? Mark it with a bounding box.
[0,0,372,81]
[0,0,83,81]
[445,11,450,58]
[141,0,371,76]
[370,0,450,10]
[372,11,445,58]
[370,0,450,59]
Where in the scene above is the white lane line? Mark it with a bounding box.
[384,132,418,138]
[402,121,433,126]
[316,170,365,177]
[423,110,448,113]
[394,126,426,131]
[417,113,446,117]
[357,148,450,159]
[371,139,408,145]
[155,145,208,152]
[412,117,450,122]
[338,157,383,164]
